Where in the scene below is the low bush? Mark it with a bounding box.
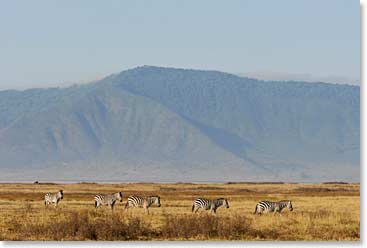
[12,210,156,241]
[161,214,254,240]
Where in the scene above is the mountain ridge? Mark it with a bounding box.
[0,66,360,182]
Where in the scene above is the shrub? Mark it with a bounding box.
[161,214,253,240]
[12,210,156,241]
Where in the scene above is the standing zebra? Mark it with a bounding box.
[192,198,229,214]
[94,192,123,211]
[44,190,64,208]
[254,200,293,216]
[125,195,161,214]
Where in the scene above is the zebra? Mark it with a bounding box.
[94,192,123,211]
[44,190,64,208]
[192,198,229,214]
[125,195,161,214]
[254,200,293,216]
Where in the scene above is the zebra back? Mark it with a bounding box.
[127,195,145,207]
[44,190,63,204]
[94,192,123,205]
[255,200,293,214]
[193,198,212,210]
[193,197,229,211]
[127,195,161,208]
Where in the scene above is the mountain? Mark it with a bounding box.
[0,66,360,182]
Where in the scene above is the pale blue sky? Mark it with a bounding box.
[0,0,360,89]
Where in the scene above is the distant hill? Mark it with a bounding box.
[0,66,360,182]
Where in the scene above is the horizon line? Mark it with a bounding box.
[0,65,360,91]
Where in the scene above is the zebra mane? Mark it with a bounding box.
[148,195,160,199]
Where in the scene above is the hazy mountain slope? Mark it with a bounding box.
[0,84,98,130]
[0,66,360,182]
[0,83,251,171]
[112,66,359,167]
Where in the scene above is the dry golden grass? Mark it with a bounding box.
[0,182,360,241]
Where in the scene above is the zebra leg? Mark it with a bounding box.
[144,206,149,215]
[95,202,101,211]
[124,202,130,211]
[273,209,279,216]
[277,209,282,217]
[209,205,216,215]
[193,206,199,213]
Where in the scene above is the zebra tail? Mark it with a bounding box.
[254,205,257,214]
[192,204,195,212]
[94,200,97,208]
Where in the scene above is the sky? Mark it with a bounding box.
[0,0,360,89]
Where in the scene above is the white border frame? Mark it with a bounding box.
[0,1,364,247]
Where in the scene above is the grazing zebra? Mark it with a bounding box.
[254,200,293,216]
[44,190,64,208]
[94,192,123,211]
[125,195,161,214]
[192,198,229,214]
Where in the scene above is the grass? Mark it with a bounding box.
[0,182,360,241]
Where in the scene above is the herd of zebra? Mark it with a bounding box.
[44,190,294,216]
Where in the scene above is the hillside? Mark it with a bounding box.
[0,66,360,182]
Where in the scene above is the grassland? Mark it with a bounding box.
[0,182,360,241]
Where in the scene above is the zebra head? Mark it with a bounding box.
[58,190,64,199]
[117,192,123,202]
[224,198,229,208]
[287,201,293,211]
[152,196,161,207]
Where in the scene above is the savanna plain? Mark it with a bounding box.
[0,182,359,241]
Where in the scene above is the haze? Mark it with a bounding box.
[0,0,360,89]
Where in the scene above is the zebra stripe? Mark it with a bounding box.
[254,200,293,215]
[94,192,123,210]
[125,195,161,214]
[44,190,64,208]
[192,198,229,214]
